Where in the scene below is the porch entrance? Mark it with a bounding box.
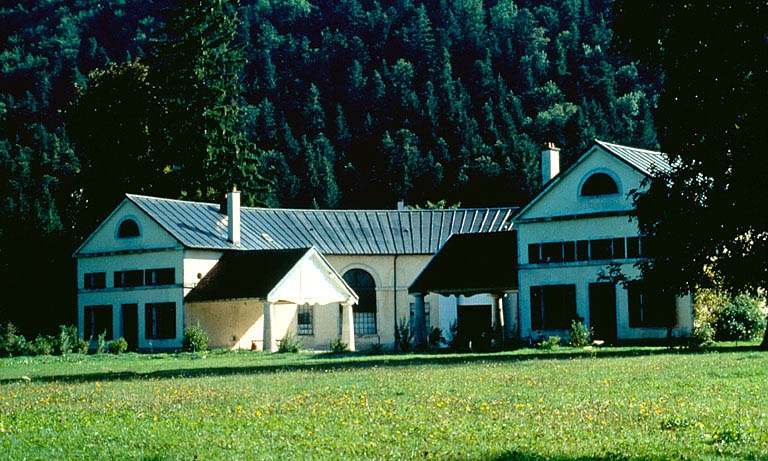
[121,304,138,351]
[589,283,617,343]
[457,305,492,352]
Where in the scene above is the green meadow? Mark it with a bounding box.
[1,346,766,460]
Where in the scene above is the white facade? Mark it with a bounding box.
[76,201,186,351]
[515,143,693,342]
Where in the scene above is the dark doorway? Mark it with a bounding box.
[589,283,617,343]
[457,305,492,352]
[121,304,139,351]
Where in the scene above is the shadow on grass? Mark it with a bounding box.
[1,343,762,385]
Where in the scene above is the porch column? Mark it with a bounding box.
[263,302,277,353]
[341,302,356,351]
[502,292,519,340]
[412,292,428,350]
[491,293,505,343]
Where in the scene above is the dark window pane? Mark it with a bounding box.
[114,270,143,288]
[612,238,626,259]
[343,269,376,334]
[627,282,675,327]
[590,239,613,260]
[563,241,576,262]
[84,305,113,340]
[627,237,641,258]
[581,173,618,196]
[528,244,541,263]
[297,304,313,335]
[145,268,175,286]
[145,302,176,339]
[117,219,140,238]
[542,242,564,263]
[576,240,590,261]
[540,284,577,330]
[530,286,543,330]
[84,272,106,289]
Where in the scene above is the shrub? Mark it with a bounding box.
[277,332,302,353]
[568,320,591,347]
[693,288,729,344]
[394,317,412,352]
[31,335,55,356]
[73,338,89,354]
[57,325,80,355]
[0,322,27,357]
[96,330,108,354]
[428,326,444,349]
[537,336,561,349]
[715,294,766,341]
[182,322,209,352]
[330,337,349,353]
[108,337,128,354]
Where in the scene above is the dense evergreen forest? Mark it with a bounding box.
[0,0,661,333]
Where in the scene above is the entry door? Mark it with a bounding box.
[121,304,139,351]
[589,283,617,343]
[457,305,492,352]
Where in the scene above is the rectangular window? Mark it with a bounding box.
[626,237,641,258]
[83,272,106,290]
[541,242,564,263]
[590,239,613,260]
[530,285,577,330]
[576,240,590,261]
[563,241,576,262]
[145,268,175,286]
[145,302,176,339]
[409,302,431,335]
[84,305,113,340]
[297,304,313,335]
[612,238,626,259]
[627,282,675,328]
[528,244,541,263]
[114,270,143,288]
[354,311,377,335]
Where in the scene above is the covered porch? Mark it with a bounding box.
[185,247,358,352]
[409,231,519,349]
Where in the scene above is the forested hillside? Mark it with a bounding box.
[0,0,660,333]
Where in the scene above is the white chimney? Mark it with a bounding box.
[541,142,560,185]
[227,187,241,245]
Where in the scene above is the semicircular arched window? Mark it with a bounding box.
[343,269,377,335]
[117,219,141,238]
[580,173,619,197]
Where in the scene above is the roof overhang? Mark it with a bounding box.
[409,231,518,296]
[185,247,358,306]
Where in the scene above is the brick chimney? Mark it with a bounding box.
[227,187,241,245]
[541,142,560,185]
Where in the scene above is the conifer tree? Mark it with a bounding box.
[151,0,268,205]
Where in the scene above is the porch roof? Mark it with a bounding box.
[408,231,518,296]
[185,247,357,305]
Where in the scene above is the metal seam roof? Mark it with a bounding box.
[125,194,518,255]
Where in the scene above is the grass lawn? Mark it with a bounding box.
[1,345,767,460]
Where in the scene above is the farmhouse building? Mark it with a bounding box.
[74,193,515,351]
[75,140,694,351]
[412,140,694,344]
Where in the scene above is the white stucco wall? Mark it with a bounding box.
[515,147,693,342]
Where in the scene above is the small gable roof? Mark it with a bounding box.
[124,194,517,255]
[409,231,518,296]
[185,247,357,305]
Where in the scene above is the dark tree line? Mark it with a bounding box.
[0,0,660,333]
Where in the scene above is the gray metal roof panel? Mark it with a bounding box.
[595,140,672,176]
[126,194,518,255]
